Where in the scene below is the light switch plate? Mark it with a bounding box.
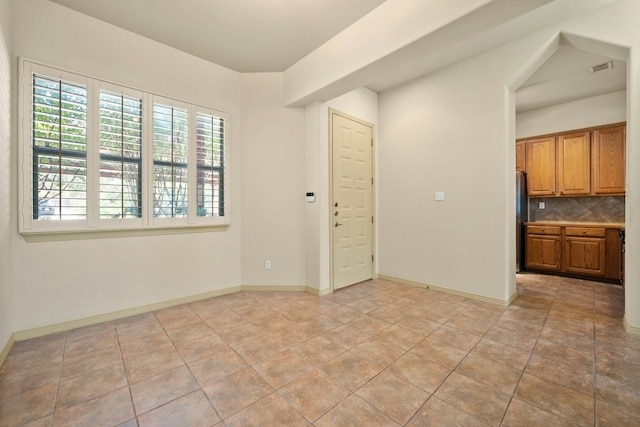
[539,201,545,209]
[435,191,445,201]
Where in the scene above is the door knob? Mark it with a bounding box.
[335,222,343,227]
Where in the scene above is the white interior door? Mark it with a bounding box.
[331,111,373,290]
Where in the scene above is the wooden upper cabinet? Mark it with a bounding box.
[526,136,556,196]
[516,141,526,172]
[593,125,626,194]
[558,132,590,196]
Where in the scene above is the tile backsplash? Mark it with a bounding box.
[529,196,625,223]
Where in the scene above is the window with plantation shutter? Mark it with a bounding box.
[196,112,224,217]
[20,60,230,237]
[99,89,143,219]
[32,74,88,220]
[152,102,189,219]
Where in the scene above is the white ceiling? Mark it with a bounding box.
[49,0,387,72]
[49,0,627,111]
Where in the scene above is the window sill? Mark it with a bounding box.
[21,224,230,242]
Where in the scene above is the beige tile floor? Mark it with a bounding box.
[1,273,640,426]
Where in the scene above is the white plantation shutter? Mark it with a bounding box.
[99,89,143,219]
[32,74,88,220]
[195,112,225,217]
[20,60,230,235]
[152,101,189,219]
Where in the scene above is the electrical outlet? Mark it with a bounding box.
[265,260,272,270]
[539,201,545,209]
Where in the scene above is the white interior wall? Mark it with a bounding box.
[240,73,306,286]
[517,90,626,138]
[0,0,13,349]
[377,30,558,303]
[377,0,640,325]
[304,88,378,293]
[10,0,245,332]
[304,101,322,290]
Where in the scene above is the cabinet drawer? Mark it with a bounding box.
[526,225,561,236]
[565,227,605,237]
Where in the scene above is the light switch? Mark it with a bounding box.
[435,191,445,201]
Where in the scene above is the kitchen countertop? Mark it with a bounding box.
[525,221,625,228]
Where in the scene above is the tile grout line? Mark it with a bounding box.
[496,279,556,427]
[50,332,69,424]
[201,294,311,425]
[336,287,436,426]
[116,319,140,426]
[442,301,521,427]
[160,303,227,424]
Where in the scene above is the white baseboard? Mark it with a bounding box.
[378,274,513,306]
[624,316,640,336]
[13,284,323,342]
[242,285,307,292]
[306,287,332,296]
[0,334,15,367]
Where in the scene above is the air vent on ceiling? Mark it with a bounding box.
[590,61,613,73]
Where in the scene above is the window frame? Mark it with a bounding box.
[19,59,231,238]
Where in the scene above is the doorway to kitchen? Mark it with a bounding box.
[330,109,375,290]
[511,33,630,312]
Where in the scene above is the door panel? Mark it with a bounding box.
[332,112,373,290]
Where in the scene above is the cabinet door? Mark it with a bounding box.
[516,141,526,172]
[564,236,606,276]
[593,125,625,194]
[558,132,590,195]
[526,234,561,271]
[526,137,556,196]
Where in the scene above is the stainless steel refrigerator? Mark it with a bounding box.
[516,172,528,272]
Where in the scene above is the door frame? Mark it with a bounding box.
[328,108,376,291]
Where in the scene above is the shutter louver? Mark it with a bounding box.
[32,74,87,220]
[196,113,224,217]
[99,90,143,219]
[153,104,189,218]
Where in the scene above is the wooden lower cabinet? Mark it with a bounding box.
[563,236,606,276]
[563,226,606,276]
[525,223,623,282]
[526,234,561,271]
